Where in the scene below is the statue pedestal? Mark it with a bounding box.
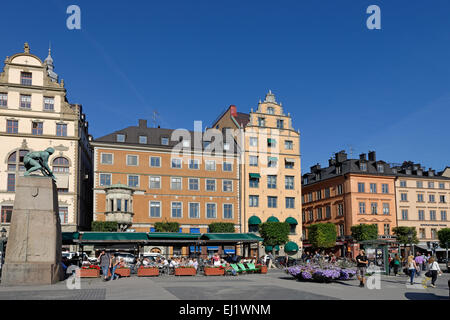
[1,176,62,285]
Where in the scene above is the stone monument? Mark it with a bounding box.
[1,148,62,285]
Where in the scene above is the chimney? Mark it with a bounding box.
[138,119,147,128]
[359,153,367,161]
[230,105,237,117]
[310,163,321,173]
[335,150,347,163]
[329,158,336,167]
[368,151,376,161]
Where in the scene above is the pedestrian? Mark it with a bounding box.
[425,257,442,288]
[98,250,111,281]
[421,252,427,271]
[110,254,120,280]
[356,249,369,287]
[414,253,424,277]
[392,254,400,276]
[407,255,419,285]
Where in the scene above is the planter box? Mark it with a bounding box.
[109,268,131,277]
[259,266,268,274]
[175,268,196,276]
[138,267,159,277]
[204,267,225,276]
[79,268,100,278]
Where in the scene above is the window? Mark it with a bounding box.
[258,117,265,127]
[439,195,445,203]
[268,196,277,208]
[316,190,322,200]
[189,159,199,169]
[307,193,313,202]
[384,224,390,235]
[20,94,31,108]
[267,139,276,148]
[139,136,147,144]
[371,203,378,214]
[276,119,284,129]
[149,176,161,189]
[370,183,377,194]
[223,162,232,172]
[401,209,408,220]
[441,210,447,221]
[285,159,294,169]
[117,199,122,212]
[419,228,426,239]
[43,97,54,111]
[7,173,15,191]
[188,178,199,190]
[268,175,277,189]
[249,137,258,147]
[267,107,274,114]
[21,72,32,85]
[52,157,69,173]
[429,194,435,203]
[324,188,330,198]
[56,123,67,137]
[249,156,258,167]
[428,182,434,189]
[150,157,161,167]
[285,140,293,150]
[0,93,7,107]
[325,206,331,218]
[382,184,389,194]
[189,203,200,219]
[417,181,423,188]
[206,203,217,219]
[223,180,233,192]
[268,157,277,168]
[382,203,390,215]
[337,203,344,216]
[286,197,295,209]
[431,229,437,239]
[149,202,161,218]
[206,179,216,191]
[101,153,113,164]
[418,210,425,221]
[339,224,345,237]
[400,180,407,187]
[161,137,169,145]
[302,211,306,222]
[336,166,342,174]
[317,207,323,219]
[59,207,68,224]
[377,164,384,173]
[7,120,18,133]
[171,158,182,169]
[223,204,233,219]
[358,183,365,193]
[401,193,408,201]
[171,177,182,190]
[1,206,13,223]
[127,155,138,166]
[128,175,139,187]
[249,177,259,188]
[430,210,436,221]
[309,210,314,221]
[205,160,216,171]
[285,176,294,190]
[439,183,445,189]
[359,202,366,214]
[417,194,424,202]
[360,163,367,171]
[171,202,182,218]
[249,195,259,207]
[99,173,111,186]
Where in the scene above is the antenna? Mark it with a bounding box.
[151,110,159,128]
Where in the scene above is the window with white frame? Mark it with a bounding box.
[116,134,125,142]
[189,203,200,219]
[249,156,258,167]
[382,203,390,215]
[127,155,138,166]
[206,179,216,191]
[223,161,232,172]
[149,201,161,218]
[161,137,169,145]
[359,202,366,214]
[249,195,259,207]
[418,210,425,221]
[171,158,182,169]
[284,140,293,150]
[189,159,199,170]
[205,160,216,171]
[101,153,113,164]
[128,175,139,187]
[150,157,161,167]
[286,197,295,209]
[189,178,199,190]
[206,203,217,219]
[223,204,233,219]
[223,180,233,192]
[401,209,408,220]
[285,176,294,190]
[400,193,408,201]
[99,173,111,186]
[149,176,161,189]
[43,97,54,111]
[171,177,182,190]
[20,94,31,108]
[249,137,258,147]
[171,202,182,218]
[139,136,147,144]
[0,93,7,107]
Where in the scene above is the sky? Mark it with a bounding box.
[1,0,450,173]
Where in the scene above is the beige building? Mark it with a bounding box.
[393,162,450,248]
[0,43,93,235]
[213,91,302,256]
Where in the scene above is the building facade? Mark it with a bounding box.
[92,119,240,256]
[393,162,450,248]
[302,151,397,256]
[0,43,93,234]
[213,91,302,256]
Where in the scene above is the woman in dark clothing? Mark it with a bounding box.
[392,254,400,276]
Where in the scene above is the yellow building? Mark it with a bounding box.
[213,91,302,256]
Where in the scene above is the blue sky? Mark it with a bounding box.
[1,0,450,172]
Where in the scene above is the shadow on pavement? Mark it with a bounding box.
[404,292,448,300]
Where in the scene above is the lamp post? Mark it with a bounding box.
[408,231,414,257]
[0,227,7,277]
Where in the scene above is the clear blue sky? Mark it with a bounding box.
[2,0,450,172]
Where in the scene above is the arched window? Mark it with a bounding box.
[52,157,69,173]
[6,149,29,192]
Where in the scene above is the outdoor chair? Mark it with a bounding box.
[236,263,250,273]
[246,263,260,273]
[230,264,243,274]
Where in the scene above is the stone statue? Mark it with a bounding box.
[23,147,56,180]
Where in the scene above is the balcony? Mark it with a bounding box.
[104,211,134,231]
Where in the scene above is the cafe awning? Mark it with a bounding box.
[265,245,280,252]
[284,241,299,253]
[248,215,262,225]
[285,217,298,225]
[267,216,279,222]
[201,233,263,242]
[80,232,149,242]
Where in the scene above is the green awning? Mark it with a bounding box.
[285,217,298,225]
[249,173,261,179]
[267,216,279,222]
[147,233,201,240]
[265,245,280,252]
[267,138,276,144]
[284,241,299,253]
[62,232,79,243]
[248,216,262,225]
[80,232,149,242]
[268,157,278,162]
[201,233,263,242]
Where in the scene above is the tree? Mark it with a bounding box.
[91,221,118,232]
[393,226,418,256]
[307,223,337,249]
[438,228,450,263]
[154,221,180,232]
[351,224,378,242]
[208,223,235,233]
[259,222,290,255]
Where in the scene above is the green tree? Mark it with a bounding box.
[351,224,378,242]
[307,223,337,249]
[393,226,418,256]
[154,221,180,232]
[438,228,450,263]
[208,223,235,233]
[91,221,118,232]
[259,222,290,255]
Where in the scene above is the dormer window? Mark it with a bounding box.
[161,137,169,145]
[360,163,367,171]
[303,178,308,185]
[267,107,274,114]
[116,134,125,142]
[277,119,284,129]
[258,117,265,127]
[377,164,384,173]
[20,72,32,86]
[183,140,190,148]
[139,136,147,144]
[336,166,342,174]
[405,169,412,175]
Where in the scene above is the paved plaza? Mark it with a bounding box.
[0,269,448,300]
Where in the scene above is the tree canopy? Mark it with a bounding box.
[91,221,118,232]
[208,222,235,233]
[259,222,290,250]
[154,221,180,232]
[392,226,419,245]
[351,224,378,242]
[307,223,337,249]
[438,228,450,248]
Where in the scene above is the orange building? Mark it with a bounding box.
[302,151,397,257]
[92,119,239,256]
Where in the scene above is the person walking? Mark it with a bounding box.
[425,257,442,288]
[356,249,369,287]
[110,254,120,280]
[407,255,419,285]
[98,250,111,281]
[392,254,401,276]
[414,253,424,277]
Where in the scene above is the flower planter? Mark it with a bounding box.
[175,267,196,276]
[204,267,225,276]
[79,268,100,278]
[109,268,131,277]
[138,267,159,277]
[259,266,268,274]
